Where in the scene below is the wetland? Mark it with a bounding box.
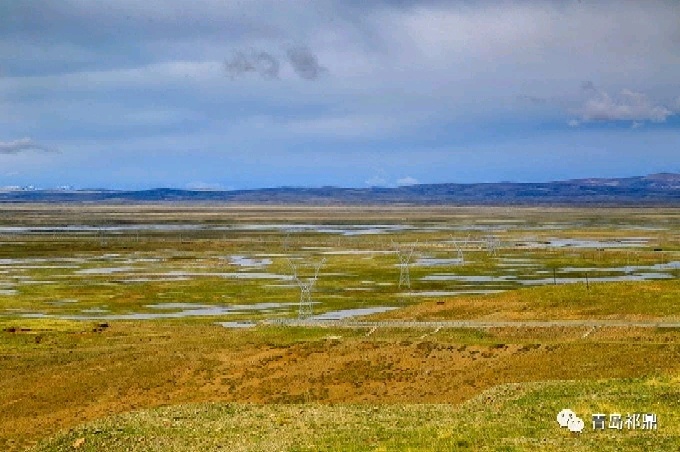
[1,204,679,450]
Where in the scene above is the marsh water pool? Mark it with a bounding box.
[1,215,678,324]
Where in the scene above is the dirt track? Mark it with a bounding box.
[272,319,680,328]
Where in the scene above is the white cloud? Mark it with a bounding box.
[573,88,674,124]
[0,138,58,154]
[365,174,388,187]
[397,176,418,186]
[185,181,224,190]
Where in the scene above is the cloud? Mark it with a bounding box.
[185,181,224,190]
[365,173,388,187]
[286,46,327,80]
[1,1,679,189]
[397,176,418,186]
[518,95,548,105]
[572,88,674,124]
[580,80,597,92]
[224,50,280,80]
[224,46,327,81]
[0,138,58,154]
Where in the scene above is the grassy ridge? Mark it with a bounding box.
[3,320,680,450]
[31,377,680,451]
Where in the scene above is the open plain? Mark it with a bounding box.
[1,204,679,451]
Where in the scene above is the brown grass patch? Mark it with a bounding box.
[2,322,680,450]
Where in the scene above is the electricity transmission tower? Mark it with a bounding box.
[282,232,292,252]
[288,258,325,319]
[484,235,500,256]
[450,234,470,264]
[98,227,107,246]
[393,240,417,289]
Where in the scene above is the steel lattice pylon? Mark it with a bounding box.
[297,281,314,318]
[484,235,500,256]
[450,234,470,264]
[393,240,416,290]
[288,258,325,319]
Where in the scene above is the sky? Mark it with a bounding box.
[1,0,679,190]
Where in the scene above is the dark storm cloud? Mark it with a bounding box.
[286,46,328,80]
[581,80,597,92]
[225,46,327,81]
[0,138,58,154]
[225,50,280,80]
[253,52,280,79]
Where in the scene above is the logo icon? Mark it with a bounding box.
[557,409,584,433]
[568,416,585,433]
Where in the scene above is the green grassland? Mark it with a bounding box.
[1,204,679,450]
[31,377,680,451]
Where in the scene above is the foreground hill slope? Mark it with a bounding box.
[32,377,680,451]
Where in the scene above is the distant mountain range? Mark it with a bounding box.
[1,173,679,205]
